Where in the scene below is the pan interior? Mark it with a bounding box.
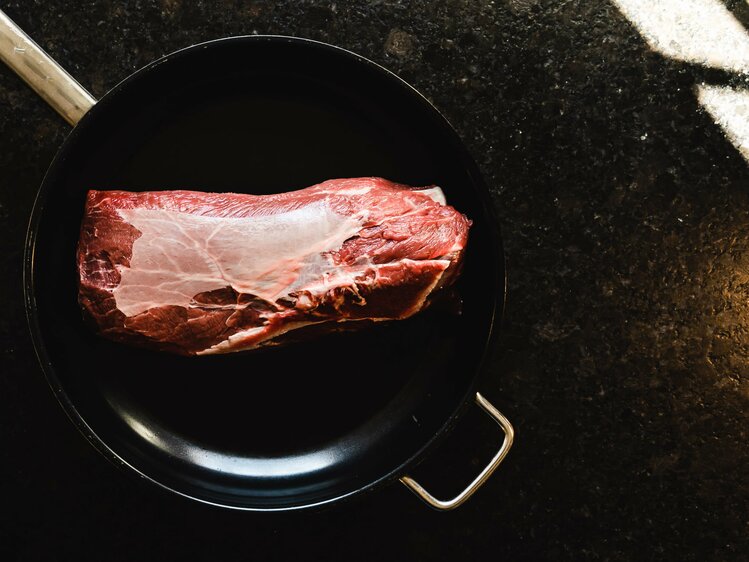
[29,37,499,509]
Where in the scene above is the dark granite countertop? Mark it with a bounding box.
[1,1,747,560]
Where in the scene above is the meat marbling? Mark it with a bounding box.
[76,177,471,355]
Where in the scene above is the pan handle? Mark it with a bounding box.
[0,9,95,125]
[400,392,514,511]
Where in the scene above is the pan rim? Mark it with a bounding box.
[23,34,506,511]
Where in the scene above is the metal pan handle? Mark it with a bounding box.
[400,392,514,511]
[0,9,95,125]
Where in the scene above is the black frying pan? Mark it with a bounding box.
[2,10,513,511]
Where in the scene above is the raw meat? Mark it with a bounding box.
[76,177,470,355]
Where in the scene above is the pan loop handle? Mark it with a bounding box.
[400,392,514,511]
[0,9,96,125]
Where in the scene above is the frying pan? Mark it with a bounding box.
[1,9,513,511]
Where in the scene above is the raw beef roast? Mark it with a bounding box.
[77,177,471,355]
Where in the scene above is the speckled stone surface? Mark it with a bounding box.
[1,1,748,560]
